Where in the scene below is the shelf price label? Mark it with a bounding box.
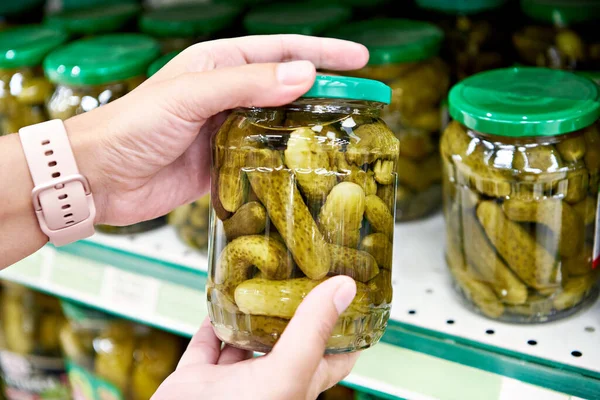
[100,267,160,315]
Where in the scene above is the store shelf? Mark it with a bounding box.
[3,215,600,400]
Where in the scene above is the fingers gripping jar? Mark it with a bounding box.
[44,34,163,235]
[415,0,512,81]
[441,67,600,323]
[513,0,600,71]
[207,76,398,353]
[59,302,183,400]
[140,3,242,54]
[0,283,69,400]
[329,19,450,221]
[0,26,67,136]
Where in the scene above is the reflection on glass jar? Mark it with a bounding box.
[44,34,163,235]
[416,0,512,81]
[329,19,449,221]
[140,3,242,54]
[0,26,67,136]
[0,282,69,399]
[513,0,600,71]
[207,76,397,354]
[44,3,140,38]
[168,195,211,251]
[243,3,351,36]
[59,301,184,400]
[441,67,600,323]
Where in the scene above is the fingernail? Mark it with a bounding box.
[276,60,315,85]
[333,279,357,315]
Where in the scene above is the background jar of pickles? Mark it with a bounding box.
[207,76,397,354]
[243,3,351,36]
[168,195,211,251]
[59,301,184,400]
[140,3,242,54]
[0,282,69,400]
[513,0,600,71]
[44,3,141,38]
[328,19,449,221]
[0,26,67,136]
[44,33,163,234]
[415,0,513,82]
[441,67,600,323]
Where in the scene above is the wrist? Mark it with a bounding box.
[64,115,109,225]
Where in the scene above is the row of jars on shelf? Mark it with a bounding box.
[0,282,368,400]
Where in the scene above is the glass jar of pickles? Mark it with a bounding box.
[513,0,600,71]
[243,3,351,35]
[329,19,449,221]
[44,34,163,235]
[0,283,69,400]
[208,75,397,353]
[140,3,242,54]
[168,195,211,251]
[415,0,512,81]
[44,3,140,38]
[59,301,183,400]
[0,26,67,136]
[441,67,600,323]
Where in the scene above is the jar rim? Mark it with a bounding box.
[44,3,140,36]
[449,67,600,137]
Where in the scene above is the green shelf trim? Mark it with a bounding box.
[383,322,600,400]
[56,240,207,290]
[340,381,406,400]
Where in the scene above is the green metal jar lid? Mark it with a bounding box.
[416,0,505,14]
[140,3,242,38]
[244,3,351,35]
[327,19,443,65]
[147,51,179,77]
[44,34,161,86]
[521,0,600,25]
[301,75,391,104]
[449,67,600,137]
[577,71,600,86]
[0,26,68,69]
[45,3,140,36]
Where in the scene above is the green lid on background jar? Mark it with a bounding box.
[521,0,600,25]
[140,3,242,38]
[148,51,179,77]
[244,3,351,35]
[449,67,600,137]
[577,71,600,86]
[45,3,140,35]
[327,19,443,65]
[0,0,44,17]
[44,34,161,86]
[0,26,68,69]
[416,0,505,14]
[302,75,391,104]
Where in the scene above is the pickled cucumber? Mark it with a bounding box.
[572,196,597,225]
[373,159,395,185]
[562,246,593,276]
[364,195,394,240]
[342,167,377,195]
[360,233,393,270]
[449,264,505,319]
[553,274,597,311]
[476,201,558,290]
[94,321,136,393]
[556,134,586,162]
[246,149,331,280]
[223,201,267,241]
[319,182,365,248]
[345,122,399,166]
[328,244,380,283]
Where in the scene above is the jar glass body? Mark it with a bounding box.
[513,17,600,70]
[168,194,210,251]
[348,58,449,221]
[207,99,398,353]
[46,77,168,235]
[417,7,514,81]
[0,66,52,136]
[440,120,600,323]
[0,283,68,399]
[59,317,182,400]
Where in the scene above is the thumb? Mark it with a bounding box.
[267,276,357,385]
[155,60,317,121]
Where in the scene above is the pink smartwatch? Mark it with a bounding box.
[19,120,96,246]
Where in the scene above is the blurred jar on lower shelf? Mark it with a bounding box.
[44,33,166,235]
[328,19,450,222]
[318,385,356,399]
[168,195,211,251]
[0,26,67,136]
[59,301,185,400]
[441,67,600,323]
[0,282,70,400]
